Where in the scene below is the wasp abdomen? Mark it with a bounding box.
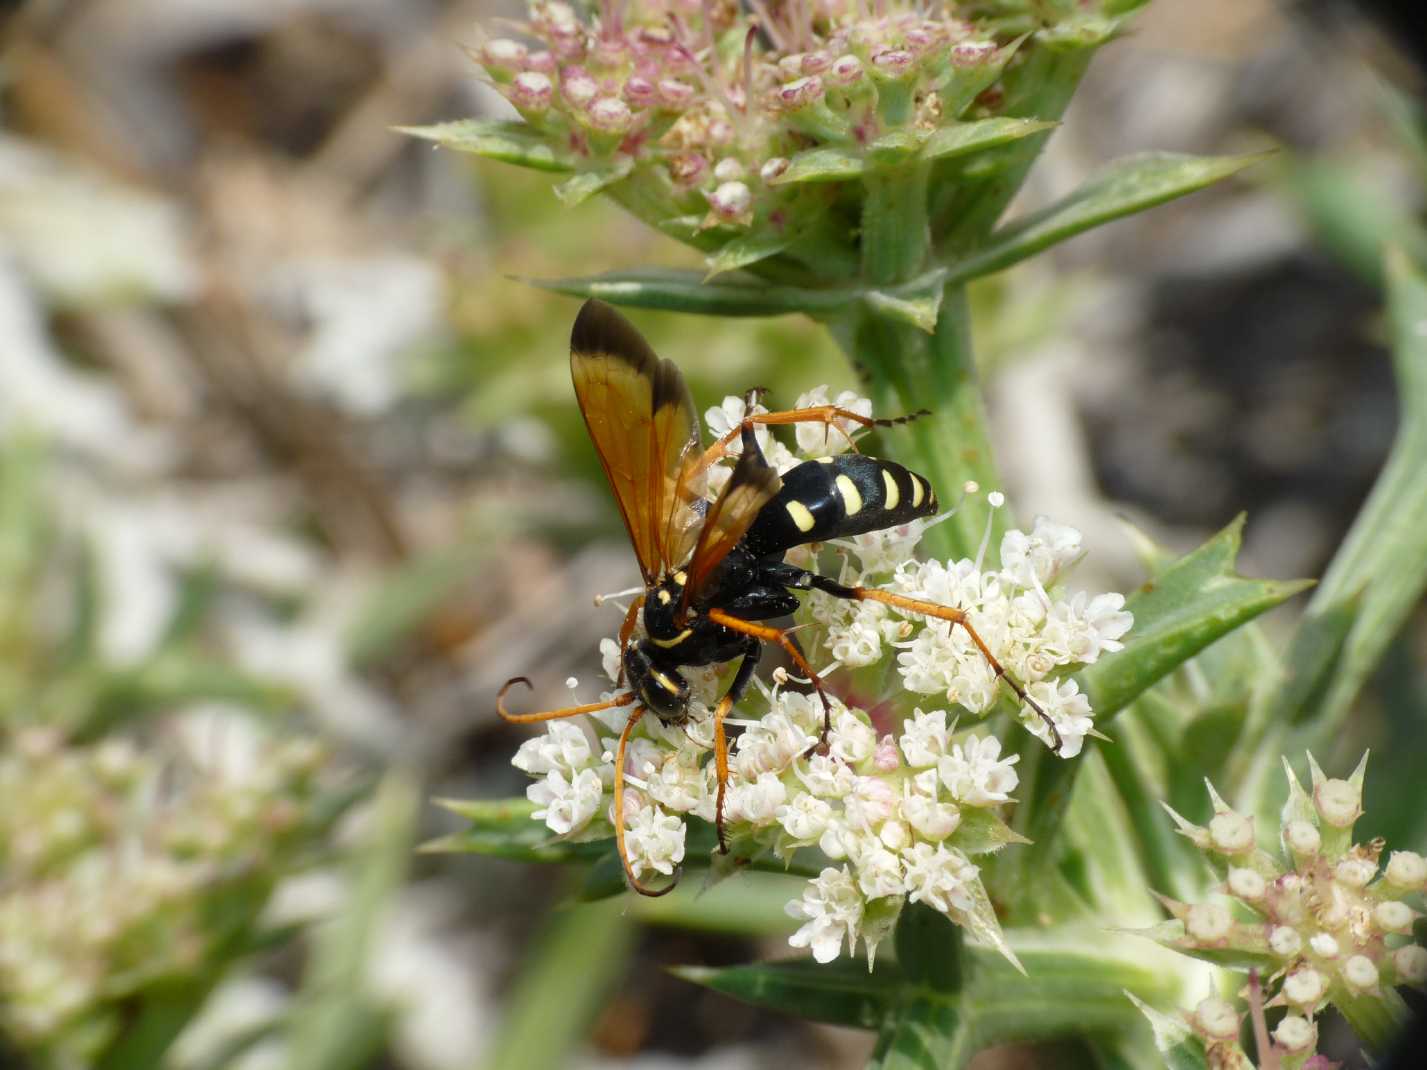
[742,454,938,558]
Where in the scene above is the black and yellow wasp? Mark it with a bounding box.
[499,300,1054,894]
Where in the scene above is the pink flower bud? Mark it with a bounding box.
[904,27,941,55]
[509,71,554,113]
[525,50,557,75]
[951,40,996,67]
[871,48,915,78]
[1192,997,1239,1041]
[623,76,658,107]
[760,157,790,182]
[562,67,599,107]
[802,50,833,75]
[778,54,804,79]
[777,75,824,109]
[708,180,752,223]
[830,55,863,85]
[708,119,734,146]
[637,26,673,49]
[873,734,900,772]
[668,152,707,187]
[657,78,695,108]
[592,33,627,67]
[713,157,745,182]
[483,38,528,71]
[588,96,633,133]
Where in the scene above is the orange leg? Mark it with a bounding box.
[689,405,927,481]
[496,677,634,724]
[704,607,832,739]
[613,705,678,897]
[830,586,1062,754]
[711,690,734,854]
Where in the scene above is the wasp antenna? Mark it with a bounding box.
[871,407,931,428]
[496,677,634,724]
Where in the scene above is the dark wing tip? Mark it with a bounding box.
[571,299,657,375]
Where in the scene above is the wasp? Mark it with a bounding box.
[499,300,1057,895]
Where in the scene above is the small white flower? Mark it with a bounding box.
[787,866,864,963]
[848,837,905,900]
[527,768,603,835]
[901,778,961,840]
[726,771,787,824]
[790,386,872,456]
[829,709,877,765]
[776,793,833,842]
[511,719,595,775]
[623,803,686,878]
[843,776,899,831]
[599,637,622,685]
[901,842,978,914]
[898,707,950,768]
[938,734,1019,806]
[1021,678,1093,757]
[797,753,857,798]
[735,710,815,780]
[999,517,1083,588]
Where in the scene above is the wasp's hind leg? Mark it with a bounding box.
[801,574,1063,754]
[710,636,763,854]
[612,705,679,897]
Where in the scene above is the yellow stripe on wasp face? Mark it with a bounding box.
[650,628,693,649]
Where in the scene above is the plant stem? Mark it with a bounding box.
[826,287,1009,563]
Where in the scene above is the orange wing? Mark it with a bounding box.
[570,300,703,583]
[681,423,782,612]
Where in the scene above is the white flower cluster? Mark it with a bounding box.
[509,391,1135,965]
[1146,755,1426,1063]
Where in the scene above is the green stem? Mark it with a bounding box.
[826,287,1009,562]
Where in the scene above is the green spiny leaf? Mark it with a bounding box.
[1124,992,1211,1070]
[554,159,633,207]
[864,286,942,333]
[531,268,855,316]
[773,146,865,185]
[920,118,1058,163]
[704,232,794,280]
[424,797,608,865]
[397,120,572,173]
[946,152,1268,285]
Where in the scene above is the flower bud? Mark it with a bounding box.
[830,55,863,85]
[623,76,658,107]
[526,49,557,74]
[1186,902,1233,944]
[588,96,633,133]
[713,157,745,182]
[951,40,996,67]
[1208,810,1254,854]
[802,50,833,75]
[483,38,528,72]
[1394,944,1427,984]
[1373,899,1415,933]
[561,67,599,107]
[1227,867,1266,901]
[1192,997,1240,1040]
[760,157,790,183]
[1314,777,1360,828]
[708,119,735,146]
[510,72,554,114]
[657,78,695,108]
[1308,932,1340,958]
[1285,819,1321,856]
[873,734,900,773]
[1334,857,1375,888]
[1269,925,1303,957]
[777,76,825,109]
[668,152,707,187]
[870,48,915,78]
[1385,850,1427,890]
[1282,967,1325,1007]
[1342,954,1378,993]
[1273,1015,1316,1053]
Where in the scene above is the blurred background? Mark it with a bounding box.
[0,1,1423,1068]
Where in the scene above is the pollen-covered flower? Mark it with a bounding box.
[1142,753,1425,1051]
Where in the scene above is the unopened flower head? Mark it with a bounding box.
[508,391,1132,967]
[1146,753,1426,1042]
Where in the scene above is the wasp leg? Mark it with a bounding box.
[614,594,646,687]
[704,607,832,738]
[711,637,764,854]
[613,705,679,897]
[803,576,1063,754]
[689,405,930,479]
[496,677,635,724]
